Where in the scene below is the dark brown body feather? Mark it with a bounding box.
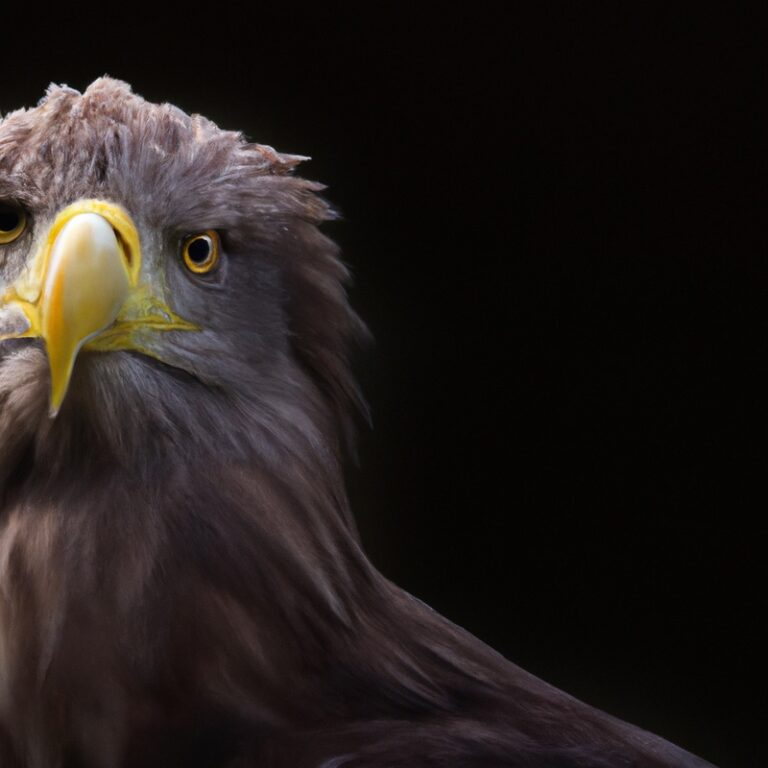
[0,80,713,767]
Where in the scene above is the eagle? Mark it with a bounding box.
[0,79,713,768]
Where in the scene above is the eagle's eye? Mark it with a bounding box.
[182,230,221,274]
[0,202,27,245]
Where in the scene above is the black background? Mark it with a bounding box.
[4,6,764,766]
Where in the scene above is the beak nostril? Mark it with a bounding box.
[113,228,132,266]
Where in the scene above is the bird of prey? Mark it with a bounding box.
[0,79,713,768]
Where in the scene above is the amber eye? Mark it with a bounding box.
[182,230,220,274]
[0,202,27,244]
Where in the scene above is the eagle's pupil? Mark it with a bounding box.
[0,209,20,233]
[188,237,211,263]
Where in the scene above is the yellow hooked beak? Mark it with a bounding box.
[0,200,196,416]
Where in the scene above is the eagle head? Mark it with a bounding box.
[0,77,364,478]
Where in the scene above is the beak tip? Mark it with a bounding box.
[48,390,63,419]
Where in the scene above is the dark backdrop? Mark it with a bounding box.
[4,6,764,767]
